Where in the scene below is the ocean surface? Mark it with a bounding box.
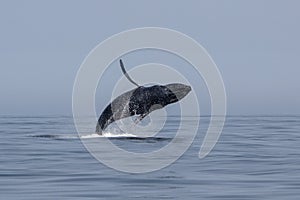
[1,115,300,199]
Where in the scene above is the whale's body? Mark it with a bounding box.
[95,60,191,135]
[96,84,191,134]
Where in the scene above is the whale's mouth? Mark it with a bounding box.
[165,83,192,103]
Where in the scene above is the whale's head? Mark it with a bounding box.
[164,83,191,104]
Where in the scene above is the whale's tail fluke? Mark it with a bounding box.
[120,59,140,87]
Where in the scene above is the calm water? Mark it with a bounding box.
[1,115,300,199]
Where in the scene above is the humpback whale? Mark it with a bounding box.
[96,60,191,135]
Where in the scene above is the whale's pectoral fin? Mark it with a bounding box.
[134,112,149,125]
[120,59,140,88]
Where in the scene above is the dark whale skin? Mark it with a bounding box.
[96,84,191,134]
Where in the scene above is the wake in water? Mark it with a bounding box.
[31,131,172,142]
[32,132,137,140]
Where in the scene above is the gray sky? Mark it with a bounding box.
[0,0,299,115]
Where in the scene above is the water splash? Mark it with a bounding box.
[80,132,137,139]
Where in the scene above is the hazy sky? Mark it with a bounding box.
[0,0,299,115]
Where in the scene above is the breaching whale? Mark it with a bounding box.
[96,59,191,135]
